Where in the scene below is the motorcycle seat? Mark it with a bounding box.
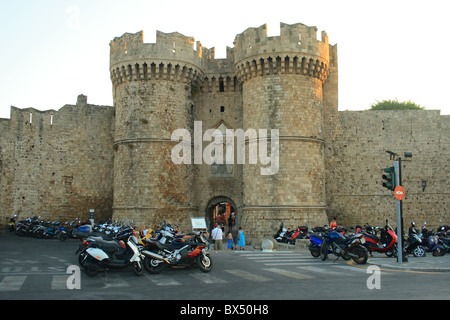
[89,237,122,253]
[309,233,323,241]
[364,233,379,241]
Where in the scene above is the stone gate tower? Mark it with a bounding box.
[234,23,333,236]
[109,22,337,237]
[109,31,202,228]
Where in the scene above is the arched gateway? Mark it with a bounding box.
[205,196,239,234]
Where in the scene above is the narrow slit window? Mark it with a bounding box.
[173,40,176,53]
[220,106,225,113]
[219,79,224,92]
[298,33,302,45]
[29,112,32,125]
[50,114,53,126]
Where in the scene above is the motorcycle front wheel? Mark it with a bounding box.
[84,257,100,277]
[132,261,144,276]
[309,246,320,258]
[196,252,213,272]
[413,246,426,257]
[349,245,368,264]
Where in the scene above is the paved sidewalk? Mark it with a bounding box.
[215,240,450,273]
[272,240,450,272]
[365,252,450,272]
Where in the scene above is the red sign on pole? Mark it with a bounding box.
[394,185,405,201]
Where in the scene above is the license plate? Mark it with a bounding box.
[360,238,366,244]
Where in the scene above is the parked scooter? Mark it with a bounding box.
[405,222,426,257]
[439,237,450,253]
[82,228,144,277]
[8,215,17,232]
[420,222,445,256]
[358,221,398,257]
[274,223,289,243]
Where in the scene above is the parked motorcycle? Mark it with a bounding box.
[274,223,289,243]
[287,226,309,244]
[358,221,398,257]
[308,229,333,258]
[405,222,426,257]
[420,223,445,256]
[8,215,17,232]
[82,228,144,277]
[319,230,368,264]
[141,231,212,273]
[439,237,450,253]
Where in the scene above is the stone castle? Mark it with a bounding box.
[1,23,448,240]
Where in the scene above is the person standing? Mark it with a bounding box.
[238,226,245,250]
[330,217,337,230]
[227,233,233,250]
[211,223,223,251]
[231,225,239,250]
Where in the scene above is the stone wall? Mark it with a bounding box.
[326,110,450,229]
[0,95,114,225]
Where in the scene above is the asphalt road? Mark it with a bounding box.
[1,231,449,304]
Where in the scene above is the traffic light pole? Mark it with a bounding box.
[394,159,406,264]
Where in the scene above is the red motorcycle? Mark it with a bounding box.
[141,231,213,274]
[357,221,398,257]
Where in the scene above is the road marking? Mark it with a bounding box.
[51,275,69,289]
[263,268,313,279]
[333,265,391,274]
[145,274,181,286]
[101,274,130,288]
[0,276,27,291]
[1,267,24,273]
[297,266,348,276]
[190,273,227,284]
[263,262,333,266]
[244,256,309,260]
[224,269,271,282]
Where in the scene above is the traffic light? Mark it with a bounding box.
[382,166,396,191]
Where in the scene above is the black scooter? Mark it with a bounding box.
[405,222,426,257]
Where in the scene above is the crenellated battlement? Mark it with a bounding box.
[110,23,335,88]
[233,23,331,83]
[110,30,234,86]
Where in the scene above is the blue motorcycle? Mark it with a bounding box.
[308,230,332,258]
[318,229,368,264]
[420,223,445,256]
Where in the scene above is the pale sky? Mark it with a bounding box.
[1,0,449,119]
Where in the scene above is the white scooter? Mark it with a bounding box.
[83,229,144,277]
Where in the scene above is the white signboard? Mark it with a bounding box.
[191,217,207,230]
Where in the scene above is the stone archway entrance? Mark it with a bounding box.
[205,196,238,234]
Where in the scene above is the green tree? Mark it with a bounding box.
[369,99,425,111]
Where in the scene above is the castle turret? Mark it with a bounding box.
[234,23,333,237]
[109,31,204,230]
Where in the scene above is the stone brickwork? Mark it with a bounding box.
[326,110,450,228]
[0,22,448,241]
[0,96,114,223]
